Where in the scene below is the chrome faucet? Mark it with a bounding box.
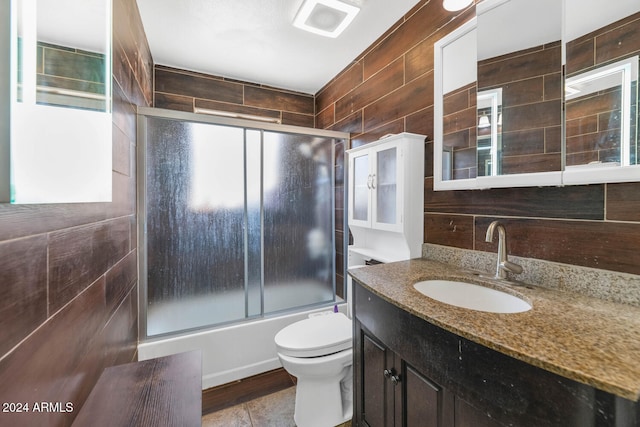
[485,220,523,280]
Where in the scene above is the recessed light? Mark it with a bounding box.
[293,0,360,38]
[443,0,473,12]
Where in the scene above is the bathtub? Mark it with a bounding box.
[138,303,348,390]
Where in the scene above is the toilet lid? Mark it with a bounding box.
[275,312,352,358]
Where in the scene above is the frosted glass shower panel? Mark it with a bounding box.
[245,130,262,318]
[145,118,246,336]
[262,132,335,313]
[375,147,397,224]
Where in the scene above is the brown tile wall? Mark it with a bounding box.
[565,12,640,166]
[315,1,640,279]
[477,42,563,174]
[0,0,152,425]
[153,65,315,127]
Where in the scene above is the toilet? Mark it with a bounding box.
[274,312,353,427]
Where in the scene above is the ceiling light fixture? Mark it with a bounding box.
[443,0,473,12]
[293,0,360,38]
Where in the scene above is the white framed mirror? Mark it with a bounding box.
[434,0,640,191]
[1,0,112,203]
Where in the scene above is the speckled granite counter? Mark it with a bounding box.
[348,258,640,402]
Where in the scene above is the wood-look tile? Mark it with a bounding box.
[105,249,137,318]
[155,92,194,112]
[566,88,620,121]
[351,120,405,147]
[478,43,561,89]
[595,13,640,65]
[502,129,545,156]
[363,0,452,80]
[0,235,48,356]
[405,37,434,83]
[316,103,335,129]
[501,152,562,174]
[316,61,363,113]
[281,111,314,127]
[244,85,314,115]
[503,99,561,132]
[0,277,107,427]
[566,37,595,76]
[606,182,640,222]
[102,286,138,368]
[155,67,244,104]
[424,214,474,249]
[363,72,433,132]
[474,217,640,275]
[425,178,604,220]
[406,106,433,140]
[48,217,131,314]
[501,76,544,106]
[335,58,404,122]
[333,110,363,135]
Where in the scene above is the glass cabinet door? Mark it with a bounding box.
[374,146,397,224]
[351,152,371,224]
[372,143,402,231]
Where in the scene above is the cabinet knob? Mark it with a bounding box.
[383,369,401,385]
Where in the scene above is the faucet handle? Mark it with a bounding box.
[501,260,523,275]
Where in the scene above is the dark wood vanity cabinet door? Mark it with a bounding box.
[403,363,450,427]
[361,333,387,427]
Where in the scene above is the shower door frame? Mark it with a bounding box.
[136,106,349,340]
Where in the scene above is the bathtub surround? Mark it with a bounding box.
[0,0,151,425]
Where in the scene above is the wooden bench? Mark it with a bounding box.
[72,351,202,426]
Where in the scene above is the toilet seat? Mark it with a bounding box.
[275,312,352,358]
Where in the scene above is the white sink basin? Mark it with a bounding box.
[413,280,531,313]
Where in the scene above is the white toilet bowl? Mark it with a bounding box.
[275,312,353,427]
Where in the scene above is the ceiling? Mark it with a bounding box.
[136,0,422,94]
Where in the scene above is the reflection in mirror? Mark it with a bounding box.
[477,88,502,176]
[438,21,477,181]
[565,0,640,176]
[476,0,562,176]
[566,57,638,168]
[4,0,112,203]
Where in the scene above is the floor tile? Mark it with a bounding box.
[246,386,296,427]
[202,403,253,427]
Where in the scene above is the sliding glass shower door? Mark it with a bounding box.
[138,109,346,338]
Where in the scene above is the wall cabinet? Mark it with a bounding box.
[348,133,424,233]
[353,281,640,427]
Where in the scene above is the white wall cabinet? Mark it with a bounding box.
[347,133,425,262]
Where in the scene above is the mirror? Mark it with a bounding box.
[434,0,640,190]
[564,0,640,185]
[1,0,112,203]
[477,0,562,177]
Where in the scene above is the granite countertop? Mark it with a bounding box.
[348,258,640,402]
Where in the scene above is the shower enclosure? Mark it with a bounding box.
[137,108,348,338]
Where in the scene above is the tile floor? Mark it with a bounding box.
[201,386,352,427]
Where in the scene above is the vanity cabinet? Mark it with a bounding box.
[353,281,640,427]
[347,133,424,233]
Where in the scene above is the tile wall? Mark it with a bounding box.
[315,1,640,282]
[153,65,315,127]
[0,0,152,425]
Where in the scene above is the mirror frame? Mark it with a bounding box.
[434,17,563,190]
[1,0,113,204]
[434,2,640,191]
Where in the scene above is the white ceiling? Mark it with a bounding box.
[136,0,422,94]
